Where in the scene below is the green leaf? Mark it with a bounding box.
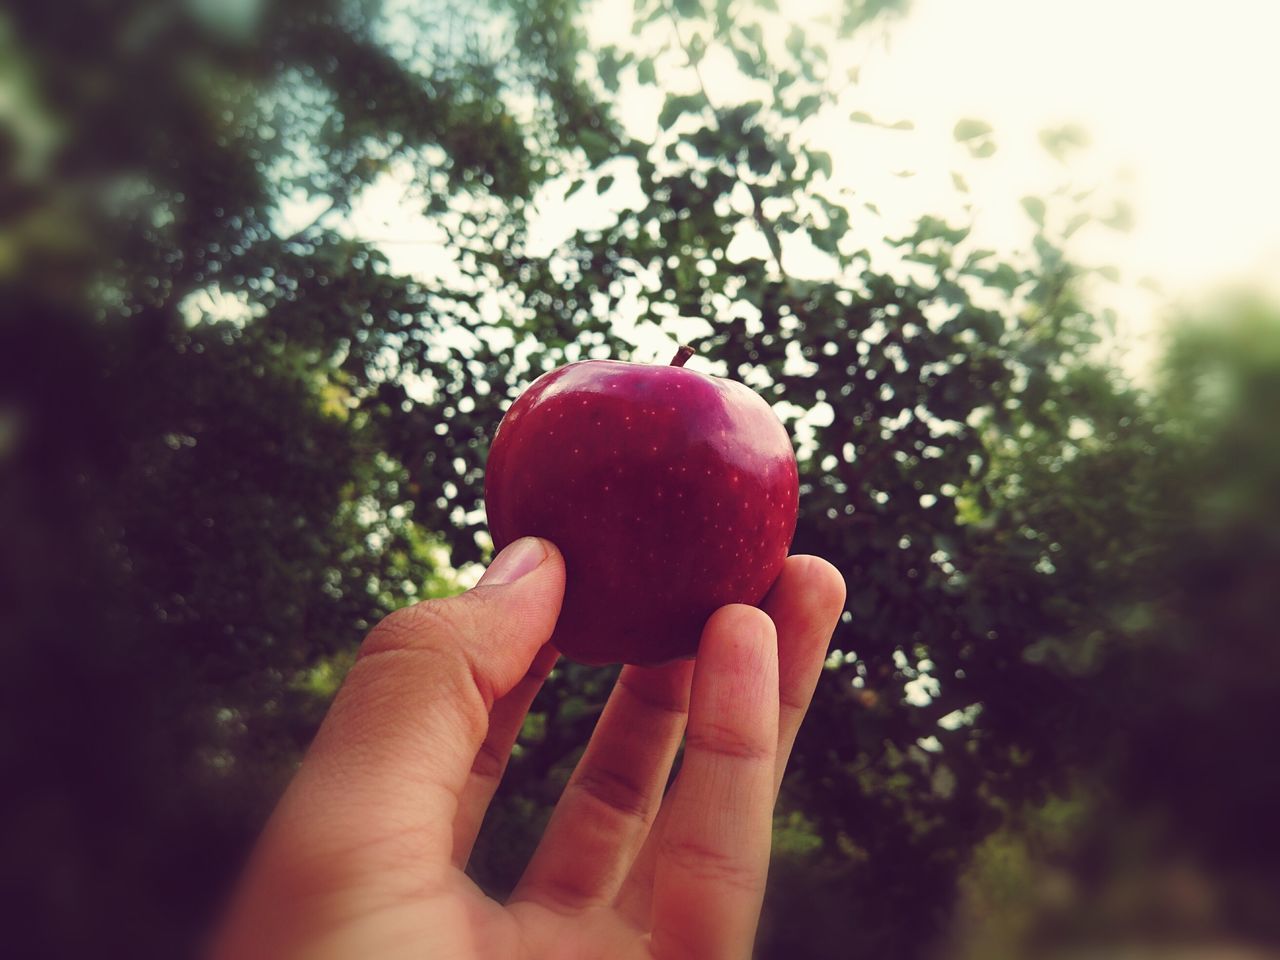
[1038,123,1091,161]
[849,110,912,131]
[951,171,970,194]
[1064,212,1089,238]
[809,150,833,179]
[954,118,997,158]
[987,262,1022,293]
[1101,200,1135,232]
[1022,368,1050,409]
[953,118,993,142]
[579,129,612,163]
[908,214,969,245]
[787,24,806,60]
[1021,196,1046,227]
[747,140,775,174]
[974,311,1005,343]
[794,93,823,117]
[597,50,622,92]
[687,34,707,65]
[659,93,703,129]
[597,175,615,193]
[564,179,585,200]
[637,57,656,85]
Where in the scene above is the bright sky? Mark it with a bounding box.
[854,0,1280,368]
[327,0,1280,380]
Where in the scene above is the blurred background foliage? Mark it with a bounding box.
[1,0,1277,957]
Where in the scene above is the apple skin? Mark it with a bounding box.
[484,356,798,665]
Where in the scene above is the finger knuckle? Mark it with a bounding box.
[362,598,470,659]
[685,722,772,762]
[351,600,492,742]
[469,739,510,783]
[659,834,760,892]
[571,764,652,822]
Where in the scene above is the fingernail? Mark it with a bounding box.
[479,537,548,586]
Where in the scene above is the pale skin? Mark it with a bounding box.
[212,536,846,959]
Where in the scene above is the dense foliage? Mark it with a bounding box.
[2,1,1275,957]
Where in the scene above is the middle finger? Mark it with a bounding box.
[510,658,694,912]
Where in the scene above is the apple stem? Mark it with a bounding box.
[670,345,695,367]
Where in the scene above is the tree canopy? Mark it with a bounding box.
[2,1,1276,957]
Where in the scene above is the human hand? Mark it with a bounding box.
[212,537,845,959]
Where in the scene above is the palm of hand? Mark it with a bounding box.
[455,885,653,959]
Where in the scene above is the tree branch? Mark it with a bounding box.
[662,1,789,280]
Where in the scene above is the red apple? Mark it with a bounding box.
[484,347,798,665]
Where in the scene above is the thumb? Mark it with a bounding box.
[274,537,565,865]
[213,541,564,958]
[358,535,566,705]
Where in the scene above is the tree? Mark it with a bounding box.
[5,1,1269,958]
[2,1,586,954]
[947,295,1280,955]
